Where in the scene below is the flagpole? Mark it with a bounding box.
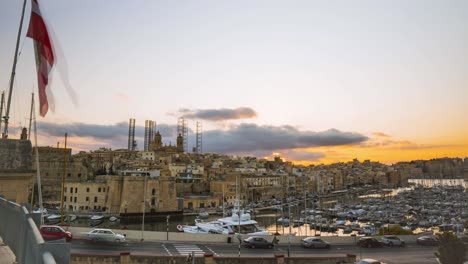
[3,0,28,139]
[28,92,34,140]
[32,96,45,225]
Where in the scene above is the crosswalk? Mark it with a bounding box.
[173,244,205,256]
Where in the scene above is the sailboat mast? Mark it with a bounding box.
[0,91,5,133]
[28,92,34,140]
[3,0,28,139]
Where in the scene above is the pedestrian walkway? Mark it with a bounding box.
[0,237,16,264]
[173,243,205,256]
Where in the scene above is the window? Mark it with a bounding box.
[70,188,73,194]
[151,198,155,206]
[69,196,72,202]
[67,173,71,177]
[64,196,66,201]
[75,187,78,193]
[87,188,90,192]
[98,187,101,192]
[86,197,89,202]
[64,187,67,193]
[78,173,82,178]
[94,197,98,202]
[74,197,77,203]
[152,189,156,195]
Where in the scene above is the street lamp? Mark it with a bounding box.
[141,175,148,242]
[166,215,170,240]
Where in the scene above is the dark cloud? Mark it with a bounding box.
[37,121,129,140]
[37,121,367,162]
[180,107,257,121]
[202,123,368,153]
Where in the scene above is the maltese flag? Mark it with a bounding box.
[26,0,54,117]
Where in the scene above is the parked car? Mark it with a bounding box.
[416,235,438,246]
[86,228,125,242]
[357,237,384,248]
[40,225,72,242]
[355,259,387,264]
[380,235,405,247]
[301,237,331,249]
[242,236,274,249]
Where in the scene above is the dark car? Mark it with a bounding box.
[40,225,72,242]
[242,236,274,249]
[301,237,331,249]
[357,237,383,248]
[416,236,438,246]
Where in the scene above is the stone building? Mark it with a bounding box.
[63,170,178,214]
[33,146,88,202]
[0,136,34,203]
[149,131,183,154]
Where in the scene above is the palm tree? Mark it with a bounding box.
[435,232,466,264]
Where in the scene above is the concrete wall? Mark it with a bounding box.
[68,227,419,245]
[71,253,355,264]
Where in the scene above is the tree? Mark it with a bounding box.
[435,232,466,264]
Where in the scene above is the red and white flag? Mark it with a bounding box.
[26,0,54,117]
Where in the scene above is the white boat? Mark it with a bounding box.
[178,210,269,235]
[46,214,61,223]
[109,216,119,222]
[277,217,290,225]
[32,208,48,215]
[90,215,104,221]
[68,214,77,222]
[198,211,209,219]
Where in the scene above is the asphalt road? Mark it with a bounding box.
[71,240,438,264]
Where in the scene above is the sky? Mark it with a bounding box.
[1,0,467,165]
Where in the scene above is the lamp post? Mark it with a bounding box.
[141,175,148,242]
[166,215,170,240]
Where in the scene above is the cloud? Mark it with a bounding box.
[281,150,325,161]
[202,124,368,153]
[373,132,391,138]
[179,107,257,121]
[36,121,367,161]
[37,121,180,150]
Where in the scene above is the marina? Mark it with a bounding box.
[42,179,467,237]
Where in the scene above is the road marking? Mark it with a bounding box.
[162,244,172,256]
[174,244,205,256]
[204,246,219,257]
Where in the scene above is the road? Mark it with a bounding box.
[71,240,438,264]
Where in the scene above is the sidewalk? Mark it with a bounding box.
[0,237,16,264]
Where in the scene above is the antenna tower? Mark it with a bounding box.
[128,118,136,151]
[177,117,188,153]
[196,121,202,154]
[144,120,156,151]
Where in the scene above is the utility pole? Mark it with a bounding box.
[60,133,68,225]
[141,175,148,241]
[0,91,5,133]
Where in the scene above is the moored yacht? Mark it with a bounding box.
[178,210,269,235]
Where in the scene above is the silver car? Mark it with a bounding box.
[301,237,331,249]
[87,228,125,242]
[380,235,405,247]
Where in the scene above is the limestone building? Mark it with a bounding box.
[0,132,34,203]
[149,131,184,154]
[63,170,178,214]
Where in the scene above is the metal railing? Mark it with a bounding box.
[0,197,70,264]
